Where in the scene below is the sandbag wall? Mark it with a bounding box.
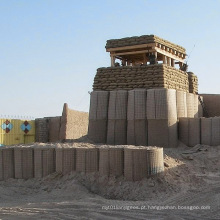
[188,72,198,94]
[93,64,189,92]
[179,117,220,146]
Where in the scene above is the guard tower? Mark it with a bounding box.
[93,34,198,94]
[106,35,186,70]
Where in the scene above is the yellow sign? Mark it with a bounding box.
[0,119,35,146]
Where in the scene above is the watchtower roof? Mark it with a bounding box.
[106,34,186,54]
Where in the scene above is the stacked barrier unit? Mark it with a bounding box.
[127,89,147,145]
[99,146,124,177]
[88,91,109,143]
[75,147,98,173]
[56,146,76,175]
[147,89,178,148]
[14,146,34,179]
[34,146,56,178]
[0,147,14,180]
[124,146,164,181]
[107,90,128,145]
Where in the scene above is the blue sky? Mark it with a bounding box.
[1,0,220,118]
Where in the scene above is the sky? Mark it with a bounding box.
[1,0,220,118]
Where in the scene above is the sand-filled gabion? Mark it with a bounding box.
[176,91,187,118]
[34,147,56,178]
[188,72,198,94]
[56,147,76,175]
[88,91,109,143]
[186,93,199,118]
[14,147,34,179]
[124,146,164,181]
[201,117,220,146]
[179,118,201,147]
[0,147,14,180]
[147,88,177,120]
[99,146,124,177]
[107,90,127,145]
[93,65,189,92]
[148,119,178,148]
[75,148,98,173]
[127,89,147,145]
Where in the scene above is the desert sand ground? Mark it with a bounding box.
[0,142,219,220]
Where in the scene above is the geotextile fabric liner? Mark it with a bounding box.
[193,94,199,118]
[76,148,98,173]
[146,89,177,120]
[34,148,55,178]
[107,119,127,145]
[89,91,109,120]
[99,147,124,177]
[127,120,147,146]
[176,91,187,118]
[127,89,146,120]
[0,148,14,180]
[88,119,107,143]
[56,148,76,175]
[124,147,164,181]
[211,117,220,146]
[186,93,195,118]
[146,148,164,176]
[178,118,201,147]
[148,119,178,148]
[14,148,34,179]
[201,118,212,145]
[108,90,128,120]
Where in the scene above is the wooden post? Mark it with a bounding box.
[111,55,115,67]
[167,57,171,66]
[143,53,147,64]
[171,59,175,67]
[163,55,167,64]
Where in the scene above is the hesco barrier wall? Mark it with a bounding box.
[88,91,109,143]
[124,146,164,181]
[0,145,164,182]
[107,90,127,145]
[0,119,35,146]
[93,64,190,92]
[200,94,220,117]
[88,89,200,147]
[179,117,220,146]
[127,89,147,145]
